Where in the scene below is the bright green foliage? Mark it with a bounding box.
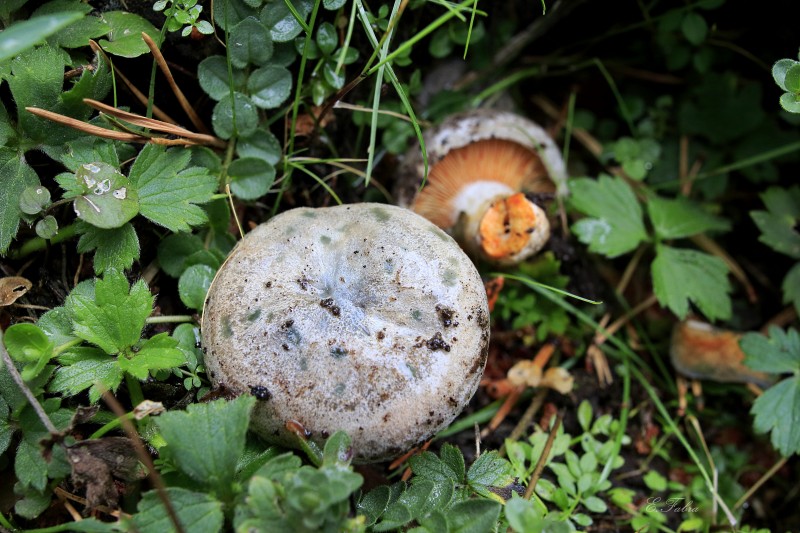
[741,327,800,457]
[127,145,218,232]
[570,175,648,257]
[651,245,731,320]
[248,65,293,109]
[157,396,255,491]
[76,222,140,274]
[647,196,730,240]
[96,11,160,57]
[178,264,216,310]
[70,270,153,354]
[610,137,661,181]
[235,431,364,532]
[0,156,39,253]
[230,17,273,67]
[73,163,139,229]
[129,488,224,533]
[212,92,259,139]
[228,157,276,200]
[0,12,82,62]
[773,53,800,113]
[3,323,54,381]
[154,0,214,37]
[751,186,800,313]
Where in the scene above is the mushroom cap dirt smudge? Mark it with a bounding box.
[395,109,568,265]
[201,203,490,462]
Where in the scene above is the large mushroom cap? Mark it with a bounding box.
[395,109,568,265]
[201,203,490,462]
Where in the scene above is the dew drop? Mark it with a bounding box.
[112,187,127,199]
[93,179,111,195]
[83,163,101,173]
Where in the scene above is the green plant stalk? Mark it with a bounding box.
[355,2,427,186]
[364,0,400,186]
[335,0,358,73]
[0,512,13,531]
[563,91,577,166]
[10,222,79,259]
[471,67,540,108]
[286,161,342,204]
[463,0,479,59]
[694,139,800,180]
[146,24,170,120]
[593,58,636,137]
[126,372,145,407]
[282,0,311,34]
[275,0,322,216]
[89,411,136,439]
[364,0,479,77]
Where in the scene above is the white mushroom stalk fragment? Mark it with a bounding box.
[201,203,490,462]
[396,109,569,265]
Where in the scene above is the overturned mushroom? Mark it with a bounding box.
[395,109,568,265]
[671,320,774,386]
[201,203,490,462]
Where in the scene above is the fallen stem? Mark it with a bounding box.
[734,455,789,511]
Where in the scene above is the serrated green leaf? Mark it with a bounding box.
[77,222,140,274]
[71,271,153,354]
[97,11,159,58]
[228,157,276,200]
[570,175,647,258]
[467,451,517,502]
[261,0,312,42]
[198,55,246,100]
[751,186,800,258]
[783,263,800,316]
[248,65,293,109]
[358,485,392,526]
[651,245,731,320]
[118,332,184,380]
[440,443,466,481]
[230,16,273,68]
[50,347,122,403]
[130,487,224,533]
[73,163,139,229]
[741,326,800,374]
[179,264,216,310]
[238,127,282,165]
[750,375,800,457]
[55,137,121,174]
[128,145,217,232]
[0,12,83,62]
[156,396,255,487]
[212,92,259,139]
[15,438,48,491]
[648,196,730,239]
[409,451,461,484]
[0,157,40,254]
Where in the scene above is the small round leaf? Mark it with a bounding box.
[780,92,800,114]
[230,17,273,68]
[248,65,293,109]
[228,157,276,200]
[19,186,51,215]
[4,323,52,363]
[323,62,345,90]
[772,58,797,91]
[261,0,312,42]
[198,55,246,101]
[316,22,337,56]
[212,92,259,139]
[97,11,160,58]
[35,216,58,239]
[681,12,708,45]
[237,128,282,165]
[323,0,346,9]
[783,63,800,93]
[179,264,216,310]
[73,163,139,229]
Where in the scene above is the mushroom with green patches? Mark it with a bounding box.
[395,109,568,265]
[201,203,490,462]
